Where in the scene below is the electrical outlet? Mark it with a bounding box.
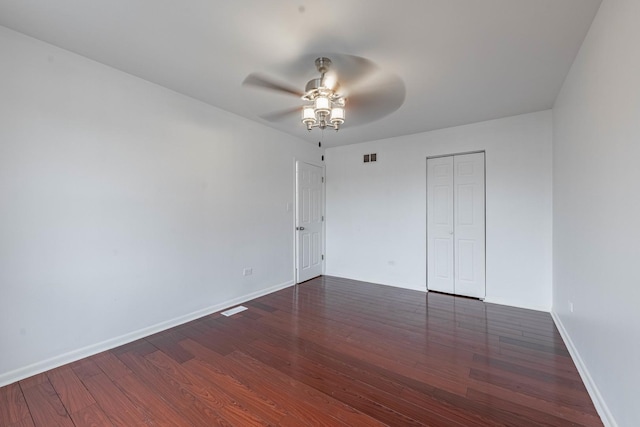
[243,268,253,276]
[569,301,574,313]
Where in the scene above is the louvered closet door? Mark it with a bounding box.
[427,152,485,298]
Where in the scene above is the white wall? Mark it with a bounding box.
[0,26,320,385]
[326,111,553,311]
[552,0,640,425]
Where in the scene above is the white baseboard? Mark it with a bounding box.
[0,279,295,388]
[483,296,550,312]
[551,311,617,427]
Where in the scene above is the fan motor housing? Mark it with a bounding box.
[315,57,331,73]
[305,78,323,94]
[304,78,342,100]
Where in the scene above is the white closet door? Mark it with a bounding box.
[453,153,485,298]
[427,152,485,298]
[296,161,324,282]
[427,156,454,294]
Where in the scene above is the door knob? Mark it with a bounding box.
[297,226,305,231]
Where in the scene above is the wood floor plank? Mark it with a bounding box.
[18,373,48,390]
[180,340,350,426]
[0,275,602,426]
[80,372,152,426]
[181,356,287,425]
[466,376,602,425]
[70,359,103,381]
[182,334,387,427]
[246,338,461,426]
[69,404,115,427]
[175,324,237,356]
[6,417,35,427]
[0,382,31,426]
[245,301,278,312]
[466,388,595,427]
[471,353,586,390]
[469,368,597,412]
[110,339,158,357]
[20,380,73,427]
[246,338,495,426]
[499,335,571,356]
[145,330,194,364]
[133,350,270,426]
[147,352,286,424]
[90,351,133,381]
[226,349,388,427]
[116,349,253,426]
[243,307,470,395]
[46,365,96,414]
[114,373,197,426]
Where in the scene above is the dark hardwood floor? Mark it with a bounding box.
[1,276,602,426]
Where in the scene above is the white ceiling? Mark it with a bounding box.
[0,0,601,147]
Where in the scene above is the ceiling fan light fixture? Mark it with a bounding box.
[299,57,347,132]
[245,54,404,135]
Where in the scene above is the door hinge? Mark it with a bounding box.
[321,176,324,183]
[321,254,324,260]
[321,215,324,221]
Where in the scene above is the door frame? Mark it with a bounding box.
[293,159,326,283]
[426,150,486,297]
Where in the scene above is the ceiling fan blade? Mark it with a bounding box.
[345,74,406,127]
[333,55,379,89]
[260,106,300,122]
[273,54,379,95]
[243,73,304,97]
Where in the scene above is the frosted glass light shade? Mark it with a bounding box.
[330,107,345,124]
[302,106,316,124]
[314,96,330,114]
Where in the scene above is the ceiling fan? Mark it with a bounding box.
[242,54,405,132]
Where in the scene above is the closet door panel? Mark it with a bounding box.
[454,153,485,298]
[427,156,454,293]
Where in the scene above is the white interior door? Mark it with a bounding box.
[427,152,485,298]
[453,153,485,298]
[296,161,324,282]
[427,156,455,293]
